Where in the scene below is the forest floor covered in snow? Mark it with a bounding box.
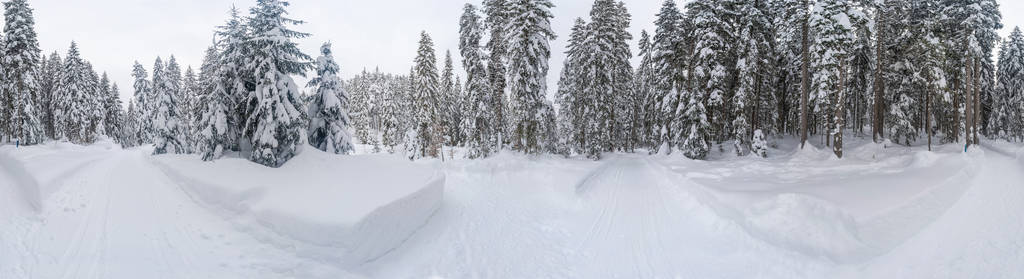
[1,136,1022,278]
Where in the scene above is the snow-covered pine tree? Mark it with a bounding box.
[410,31,442,159]
[166,56,183,115]
[483,0,509,147]
[196,46,233,161]
[732,0,772,156]
[306,42,354,155]
[680,89,711,160]
[993,27,1023,140]
[150,57,184,155]
[81,62,103,143]
[440,50,461,146]
[215,7,250,152]
[122,99,141,147]
[504,0,556,154]
[459,3,496,159]
[635,31,658,151]
[39,52,60,139]
[884,0,920,146]
[98,73,124,141]
[130,61,152,144]
[651,0,686,152]
[2,0,43,145]
[243,0,312,167]
[609,1,635,153]
[181,66,199,151]
[810,0,856,156]
[556,18,587,156]
[108,82,124,141]
[165,56,186,149]
[686,0,731,147]
[53,42,90,143]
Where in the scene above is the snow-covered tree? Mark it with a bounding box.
[810,0,857,156]
[196,46,233,161]
[679,90,711,160]
[439,50,463,146]
[732,0,772,156]
[151,57,185,155]
[130,61,152,144]
[410,31,442,159]
[484,0,510,146]
[243,0,312,167]
[651,0,686,151]
[307,42,354,155]
[180,67,199,151]
[686,0,731,145]
[459,3,496,158]
[993,27,1023,140]
[38,52,60,138]
[103,82,123,142]
[504,0,556,154]
[2,0,43,144]
[53,42,91,143]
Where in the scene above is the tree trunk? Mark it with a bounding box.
[973,57,981,145]
[800,0,810,149]
[926,75,933,151]
[834,60,847,159]
[965,55,974,147]
[872,6,886,144]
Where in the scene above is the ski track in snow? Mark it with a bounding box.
[1,140,1023,278]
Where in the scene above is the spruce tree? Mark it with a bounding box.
[307,42,354,155]
[2,0,43,145]
[651,0,686,152]
[53,42,89,143]
[243,0,313,167]
[197,46,232,161]
[459,3,496,158]
[483,0,510,146]
[410,31,442,159]
[504,0,556,154]
[39,52,60,139]
[131,62,152,144]
[733,0,772,156]
[993,27,1023,140]
[151,56,185,155]
[810,0,857,155]
[635,30,659,151]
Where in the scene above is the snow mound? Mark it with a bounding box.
[152,149,445,263]
[0,150,42,213]
[743,193,864,261]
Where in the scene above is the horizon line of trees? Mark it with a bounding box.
[3,0,1023,168]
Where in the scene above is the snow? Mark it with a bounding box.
[151,148,445,263]
[1,136,1023,278]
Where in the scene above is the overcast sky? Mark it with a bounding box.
[26,0,1024,105]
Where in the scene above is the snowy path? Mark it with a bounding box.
[0,148,355,278]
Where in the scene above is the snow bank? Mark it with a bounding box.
[152,149,444,263]
[0,140,120,212]
[0,150,42,212]
[743,193,864,261]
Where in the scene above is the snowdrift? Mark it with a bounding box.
[152,149,445,263]
[0,140,121,213]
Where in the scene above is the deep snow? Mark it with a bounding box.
[1,136,1022,278]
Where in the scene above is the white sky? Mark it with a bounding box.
[25,0,1024,105]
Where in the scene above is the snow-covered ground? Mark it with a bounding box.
[1,136,1022,278]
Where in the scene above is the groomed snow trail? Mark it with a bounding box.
[0,148,356,279]
[365,156,832,278]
